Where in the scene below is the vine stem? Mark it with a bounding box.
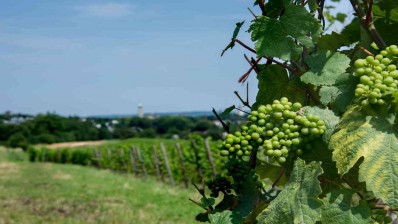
[212,108,230,133]
[235,107,250,115]
[234,39,295,73]
[272,168,285,188]
[349,0,386,49]
[234,91,252,109]
[258,0,266,16]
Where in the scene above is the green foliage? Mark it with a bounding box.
[330,106,398,209]
[300,50,351,86]
[321,189,373,223]
[255,65,306,107]
[249,4,321,61]
[257,159,323,224]
[194,0,398,223]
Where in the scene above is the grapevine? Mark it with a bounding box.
[354,45,398,106]
[219,97,326,165]
[193,1,398,223]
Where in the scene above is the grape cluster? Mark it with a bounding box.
[225,159,262,191]
[219,97,326,165]
[353,45,398,106]
[206,175,232,197]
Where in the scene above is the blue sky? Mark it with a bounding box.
[0,1,352,116]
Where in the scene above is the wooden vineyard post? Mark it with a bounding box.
[119,148,126,171]
[153,145,164,182]
[176,143,189,188]
[204,138,217,178]
[160,142,175,186]
[135,147,148,179]
[130,147,139,176]
[94,149,102,168]
[191,139,203,181]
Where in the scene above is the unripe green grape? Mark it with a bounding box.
[257,105,266,113]
[255,127,263,134]
[234,137,241,143]
[354,59,366,68]
[280,97,289,103]
[310,128,320,135]
[229,147,235,152]
[296,149,303,155]
[272,141,280,148]
[241,125,248,131]
[265,122,273,129]
[366,56,374,63]
[241,140,248,146]
[250,116,257,122]
[360,75,371,84]
[292,138,300,145]
[292,102,302,111]
[273,150,282,157]
[226,138,234,144]
[278,157,286,164]
[371,59,380,66]
[381,57,391,65]
[244,150,250,156]
[266,150,274,156]
[369,97,378,104]
[221,150,229,156]
[279,139,286,145]
[355,68,365,76]
[273,100,281,105]
[388,64,396,71]
[256,138,263,144]
[285,140,292,146]
[375,54,383,60]
[273,112,283,119]
[301,128,309,135]
[281,147,289,155]
[251,132,260,140]
[258,113,266,119]
[245,135,251,140]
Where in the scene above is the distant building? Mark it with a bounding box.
[137,102,144,118]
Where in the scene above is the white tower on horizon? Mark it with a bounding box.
[137,102,144,118]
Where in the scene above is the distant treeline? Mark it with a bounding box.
[0,112,245,150]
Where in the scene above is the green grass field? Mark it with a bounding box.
[0,148,201,224]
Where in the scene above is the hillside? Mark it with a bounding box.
[0,148,200,224]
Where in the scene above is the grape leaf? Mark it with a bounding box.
[201,197,216,208]
[249,4,321,61]
[221,105,235,116]
[299,139,339,184]
[255,161,287,187]
[257,159,324,224]
[321,189,373,224]
[317,32,351,51]
[255,64,306,107]
[330,106,398,209]
[209,210,233,224]
[221,21,245,56]
[301,50,351,86]
[319,73,357,112]
[303,106,340,143]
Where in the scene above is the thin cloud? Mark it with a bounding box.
[0,34,85,51]
[76,3,134,18]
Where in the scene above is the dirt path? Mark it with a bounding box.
[44,140,106,149]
